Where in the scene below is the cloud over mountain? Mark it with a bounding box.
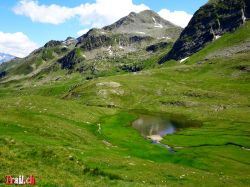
[158,9,193,28]
[13,0,149,28]
[0,31,38,58]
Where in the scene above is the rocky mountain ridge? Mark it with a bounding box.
[160,0,250,63]
[0,10,181,82]
[76,10,181,57]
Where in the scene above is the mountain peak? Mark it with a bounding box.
[128,11,137,17]
[138,9,160,17]
[102,9,180,38]
[66,37,75,41]
[127,10,158,18]
[0,53,16,64]
[44,40,62,48]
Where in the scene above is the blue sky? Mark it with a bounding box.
[0,0,208,57]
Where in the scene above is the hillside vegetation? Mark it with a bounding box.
[0,20,249,186]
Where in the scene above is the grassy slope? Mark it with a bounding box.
[0,23,250,186]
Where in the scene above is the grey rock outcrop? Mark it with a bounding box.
[159,0,250,63]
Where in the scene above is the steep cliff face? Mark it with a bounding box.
[58,48,85,69]
[160,0,250,63]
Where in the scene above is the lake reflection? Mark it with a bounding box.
[132,115,176,142]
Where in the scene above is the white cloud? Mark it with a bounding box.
[77,29,90,36]
[13,0,149,27]
[0,31,38,58]
[158,9,193,28]
[13,0,75,25]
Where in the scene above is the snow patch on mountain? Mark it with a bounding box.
[152,17,163,28]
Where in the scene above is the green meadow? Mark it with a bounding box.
[0,22,250,187]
